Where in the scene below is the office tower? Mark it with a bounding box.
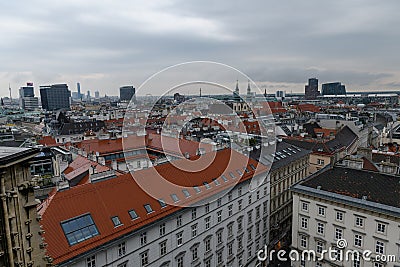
[321,82,346,95]
[77,82,81,99]
[87,90,91,100]
[40,84,71,111]
[119,85,136,102]
[304,78,319,100]
[19,82,39,110]
[95,91,100,99]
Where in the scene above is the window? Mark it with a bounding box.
[61,214,99,246]
[192,246,198,261]
[191,208,196,220]
[238,235,243,250]
[144,204,153,214]
[317,222,324,235]
[374,263,383,267]
[256,205,260,219]
[221,175,228,182]
[217,210,222,223]
[354,234,363,247]
[248,195,252,205]
[118,242,126,257]
[176,215,182,227]
[301,217,308,229]
[353,257,361,267]
[238,187,242,196]
[171,194,180,203]
[238,217,243,232]
[140,232,147,245]
[228,191,232,201]
[300,260,305,267]
[213,178,221,186]
[203,182,211,189]
[228,223,233,237]
[205,238,211,252]
[316,241,324,253]
[375,240,385,254]
[228,205,233,216]
[238,199,243,211]
[317,206,326,217]
[317,159,324,165]
[336,211,344,222]
[300,235,307,248]
[159,223,166,236]
[117,262,127,267]
[316,262,322,267]
[177,255,184,267]
[205,203,210,213]
[87,255,96,267]
[128,209,138,220]
[140,251,148,266]
[248,210,253,224]
[111,216,122,227]
[205,217,211,229]
[217,230,223,244]
[191,224,197,237]
[229,172,235,179]
[176,232,183,246]
[217,198,222,207]
[355,216,364,227]
[217,250,223,264]
[301,202,309,212]
[335,228,343,240]
[377,222,386,234]
[194,186,201,194]
[247,227,252,241]
[182,189,191,198]
[227,241,234,256]
[160,240,167,256]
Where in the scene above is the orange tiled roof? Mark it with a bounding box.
[40,149,267,264]
[38,136,60,147]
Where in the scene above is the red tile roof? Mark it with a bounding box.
[38,136,60,147]
[40,149,267,264]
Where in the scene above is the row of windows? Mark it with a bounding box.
[300,202,388,235]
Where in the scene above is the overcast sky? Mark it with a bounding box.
[1,0,400,97]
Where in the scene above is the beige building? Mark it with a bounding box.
[291,166,400,267]
[0,147,48,267]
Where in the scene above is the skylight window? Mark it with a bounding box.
[249,164,256,170]
[182,189,191,198]
[171,194,180,203]
[111,216,123,227]
[194,186,201,194]
[158,199,167,208]
[229,172,236,179]
[243,167,250,173]
[61,214,99,246]
[213,178,220,186]
[128,209,138,220]
[144,204,154,214]
[221,175,228,182]
[203,182,211,189]
[236,169,243,176]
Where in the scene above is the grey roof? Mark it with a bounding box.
[293,167,400,209]
[0,146,39,167]
[249,141,311,171]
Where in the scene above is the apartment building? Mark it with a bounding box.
[291,166,400,267]
[39,149,271,267]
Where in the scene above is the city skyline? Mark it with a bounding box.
[1,0,400,96]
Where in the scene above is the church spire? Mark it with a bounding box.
[235,80,239,93]
[247,80,251,94]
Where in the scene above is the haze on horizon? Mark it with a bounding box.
[1,0,400,97]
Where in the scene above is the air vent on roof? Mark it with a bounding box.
[317,185,322,190]
[362,195,368,201]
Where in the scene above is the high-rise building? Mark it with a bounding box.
[0,147,48,266]
[40,84,71,111]
[119,86,136,102]
[19,82,39,110]
[304,78,319,100]
[95,91,100,99]
[321,82,346,95]
[77,82,81,99]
